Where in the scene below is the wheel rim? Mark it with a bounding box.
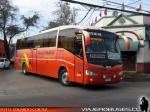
[22,65,26,74]
[62,72,68,84]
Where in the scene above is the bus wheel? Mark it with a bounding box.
[59,68,71,86]
[22,64,27,75]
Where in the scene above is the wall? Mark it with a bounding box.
[95,14,150,73]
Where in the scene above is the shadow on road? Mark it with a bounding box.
[25,72,60,83]
[0,67,13,73]
[21,72,123,91]
[74,84,121,91]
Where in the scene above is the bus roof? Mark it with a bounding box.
[41,25,104,33]
[19,25,107,41]
[26,25,104,38]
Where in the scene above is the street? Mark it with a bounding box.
[0,69,150,108]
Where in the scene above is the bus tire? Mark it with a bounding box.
[22,63,27,75]
[59,68,71,86]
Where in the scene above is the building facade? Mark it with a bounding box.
[95,13,150,73]
[0,39,5,57]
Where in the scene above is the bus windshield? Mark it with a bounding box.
[85,30,121,66]
[86,30,118,53]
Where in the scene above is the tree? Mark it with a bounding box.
[0,0,39,59]
[45,1,77,29]
[45,21,60,29]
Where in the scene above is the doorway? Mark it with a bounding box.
[121,51,137,71]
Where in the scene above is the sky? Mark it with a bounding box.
[5,0,150,42]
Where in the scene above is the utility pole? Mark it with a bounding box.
[72,7,76,24]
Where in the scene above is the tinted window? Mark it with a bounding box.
[16,39,21,50]
[22,38,27,49]
[27,40,34,48]
[48,31,57,47]
[103,32,118,53]
[74,33,83,58]
[0,59,4,62]
[34,39,43,48]
[34,31,57,48]
[16,39,27,50]
[58,29,76,53]
[43,38,49,47]
[16,30,57,49]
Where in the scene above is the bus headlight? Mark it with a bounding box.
[103,75,106,79]
[86,70,98,76]
[113,74,117,78]
[118,71,123,76]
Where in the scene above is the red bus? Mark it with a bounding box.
[15,25,123,86]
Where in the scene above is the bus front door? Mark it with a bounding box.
[74,37,84,83]
[75,56,84,83]
[32,48,37,73]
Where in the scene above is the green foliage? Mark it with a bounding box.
[45,1,77,30]
[21,14,39,28]
[0,0,40,58]
[45,21,60,29]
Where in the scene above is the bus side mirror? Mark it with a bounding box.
[85,36,91,46]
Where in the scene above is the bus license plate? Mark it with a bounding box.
[105,78,111,81]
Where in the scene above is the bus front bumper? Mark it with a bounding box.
[83,75,123,85]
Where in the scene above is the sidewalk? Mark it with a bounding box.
[123,72,150,82]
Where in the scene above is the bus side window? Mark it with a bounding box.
[19,40,23,49]
[16,39,21,50]
[47,31,56,47]
[34,39,43,48]
[43,38,49,47]
[20,39,27,49]
[16,39,26,49]
[74,34,83,58]
[58,29,75,53]
[27,40,34,48]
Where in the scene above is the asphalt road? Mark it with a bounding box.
[0,69,150,108]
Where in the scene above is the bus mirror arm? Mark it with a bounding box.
[85,36,91,46]
[75,31,82,35]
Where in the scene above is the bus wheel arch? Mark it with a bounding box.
[58,66,71,86]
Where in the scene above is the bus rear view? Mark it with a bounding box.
[15,25,123,86]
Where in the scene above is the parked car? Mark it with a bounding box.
[0,58,10,69]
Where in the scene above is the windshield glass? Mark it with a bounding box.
[86,34,106,53]
[86,30,118,53]
[85,29,121,66]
